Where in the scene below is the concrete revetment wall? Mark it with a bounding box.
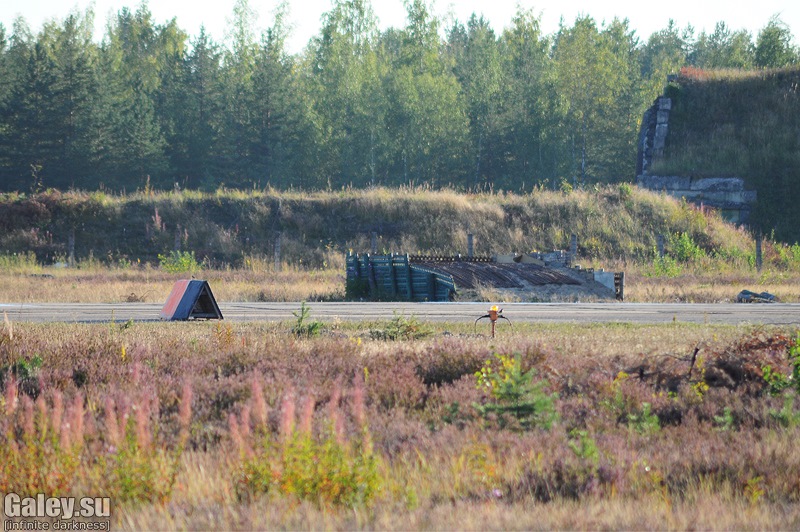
[636,95,756,224]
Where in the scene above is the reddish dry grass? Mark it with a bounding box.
[1,320,799,529]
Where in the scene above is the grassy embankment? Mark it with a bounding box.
[1,317,799,529]
[2,186,800,303]
[653,67,800,243]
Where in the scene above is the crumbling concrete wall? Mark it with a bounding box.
[637,96,672,176]
[636,95,756,224]
[636,175,757,223]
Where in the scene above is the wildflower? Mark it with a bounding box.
[279,390,296,440]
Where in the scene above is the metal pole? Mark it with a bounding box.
[570,234,578,266]
[756,233,763,272]
[274,233,282,272]
[68,229,75,268]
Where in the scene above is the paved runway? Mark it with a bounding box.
[1,301,799,326]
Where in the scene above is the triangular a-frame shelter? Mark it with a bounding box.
[160,280,223,321]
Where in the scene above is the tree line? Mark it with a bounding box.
[0,0,797,193]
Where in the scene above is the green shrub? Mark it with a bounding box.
[713,407,735,431]
[669,232,705,262]
[627,402,660,435]
[291,302,324,337]
[762,364,792,396]
[0,393,83,496]
[763,334,800,396]
[791,243,800,264]
[0,252,39,272]
[618,182,633,200]
[474,353,558,430]
[645,249,682,278]
[369,312,431,341]
[790,334,800,395]
[769,395,800,428]
[158,250,201,274]
[568,429,599,463]
[100,415,183,504]
[234,392,382,507]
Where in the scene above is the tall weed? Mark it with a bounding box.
[0,391,83,496]
[234,382,381,507]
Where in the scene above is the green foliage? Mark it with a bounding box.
[158,250,201,274]
[0,395,82,496]
[11,354,42,381]
[763,334,800,396]
[474,353,558,430]
[791,243,800,264]
[0,3,798,219]
[291,302,324,338]
[568,429,599,463]
[744,476,765,506]
[762,364,792,396]
[627,402,660,435]
[1,355,43,399]
[769,394,800,428]
[790,334,800,394]
[0,252,39,272]
[369,312,431,341]
[618,182,633,200]
[647,253,683,277]
[713,407,735,431]
[669,232,705,262]
[755,16,798,68]
[101,416,182,504]
[235,411,381,507]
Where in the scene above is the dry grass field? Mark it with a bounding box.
[2,315,800,530]
[3,186,800,529]
[2,260,800,304]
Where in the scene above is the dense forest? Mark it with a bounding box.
[0,0,798,193]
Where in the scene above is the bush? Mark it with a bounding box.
[97,398,186,504]
[669,232,705,262]
[618,182,633,200]
[291,302,324,337]
[158,250,201,274]
[474,353,558,430]
[369,312,431,341]
[0,383,192,503]
[647,253,682,277]
[0,392,83,496]
[233,386,382,507]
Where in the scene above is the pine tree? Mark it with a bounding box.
[179,28,225,188]
[97,4,169,189]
